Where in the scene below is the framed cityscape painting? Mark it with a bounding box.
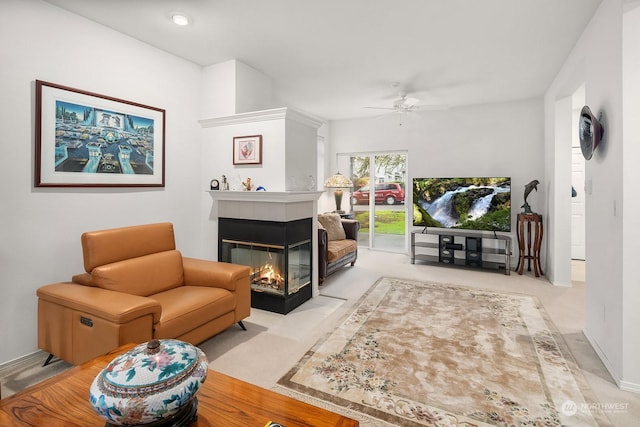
[35,80,165,187]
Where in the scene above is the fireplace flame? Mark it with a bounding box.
[253,262,284,289]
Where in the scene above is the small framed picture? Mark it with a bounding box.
[233,135,262,165]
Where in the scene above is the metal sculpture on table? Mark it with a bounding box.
[521,179,539,214]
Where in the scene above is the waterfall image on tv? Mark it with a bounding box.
[413,177,511,232]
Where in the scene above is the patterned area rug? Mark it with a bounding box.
[276,277,610,426]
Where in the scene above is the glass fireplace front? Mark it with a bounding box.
[220,239,311,296]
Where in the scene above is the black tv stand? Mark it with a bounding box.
[410,228,511,275]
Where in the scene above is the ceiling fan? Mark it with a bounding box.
[366,90,420,114]
[365,82,447,119]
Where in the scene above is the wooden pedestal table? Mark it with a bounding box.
[516,213,543,276]
[0,344,359,427]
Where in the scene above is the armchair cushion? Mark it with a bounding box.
[150,286,236,338]
[318,213,346,240]
[326,239,358,263]
[81,222,176,272]
[92,250,184,297]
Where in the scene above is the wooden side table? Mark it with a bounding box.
[516,213,543,277]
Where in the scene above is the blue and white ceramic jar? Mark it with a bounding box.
[89,339,208,426]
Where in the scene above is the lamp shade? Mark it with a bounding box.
[324,172,353,188]
[324,172,353,213]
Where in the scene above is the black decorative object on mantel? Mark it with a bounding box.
[579,105,605,160]
[521,179,539,214]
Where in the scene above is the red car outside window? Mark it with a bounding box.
[352,183,405,205]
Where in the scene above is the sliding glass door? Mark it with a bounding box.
[337,152,407,253]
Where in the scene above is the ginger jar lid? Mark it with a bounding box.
[89,339,208,426]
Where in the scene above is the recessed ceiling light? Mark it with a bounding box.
[171,13,190,26]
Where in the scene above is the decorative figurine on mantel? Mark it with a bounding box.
[242,177,253,191]
[521,179,540,213]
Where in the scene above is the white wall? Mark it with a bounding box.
[199,118,287,260]
[201,61,237,118]
[548,96,574,286]
[201,60,275,118]
[198,107,322,260]
[621,0,640,389]
[545,0,640,389]
[327,98,545,259]
[235,61,274,114]
[0,0,204,364]
[284,115,321,191]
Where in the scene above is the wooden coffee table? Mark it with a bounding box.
[0,344,358,426]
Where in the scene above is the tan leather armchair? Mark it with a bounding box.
[37,222,251,365]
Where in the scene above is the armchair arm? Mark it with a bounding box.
[182,257,251,292]
[342,219,360,241]
[318,228,329,279]
[37,283,161,324]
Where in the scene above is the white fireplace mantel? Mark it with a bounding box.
[209,190,323,223]
[208,190,323,203]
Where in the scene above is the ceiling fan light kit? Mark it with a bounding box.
[364,82,447,121]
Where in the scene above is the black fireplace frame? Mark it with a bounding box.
[218,217,312,314]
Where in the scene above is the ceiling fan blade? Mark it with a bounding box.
[404,97,420,107]
[368,82,448,117]
[373,113,392,120]
[418,104,450,111]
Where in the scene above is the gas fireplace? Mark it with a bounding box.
[218,217,312,314]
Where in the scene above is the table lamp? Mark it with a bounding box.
[324,172,353,213]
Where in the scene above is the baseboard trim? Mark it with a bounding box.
[618,379,640,393]
[0,350,48,376]
[582,329,640,393]
[582,329,620,384]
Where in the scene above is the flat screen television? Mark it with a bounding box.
[413,177,511,232]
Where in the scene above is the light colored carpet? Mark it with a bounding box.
[2,255,638,426]
[276,277,611,426]
[0,352,72,399]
